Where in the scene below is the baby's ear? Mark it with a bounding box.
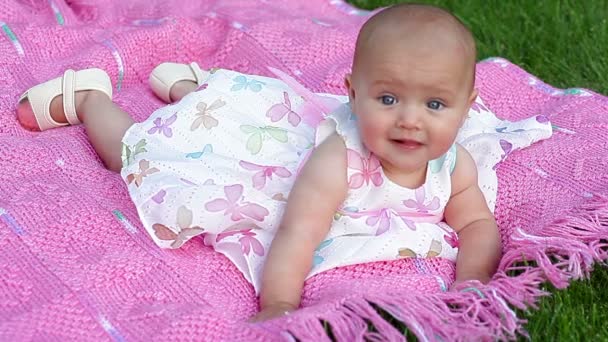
[468,88,479,106]
[344,74,355,102]
[460,88,479,128]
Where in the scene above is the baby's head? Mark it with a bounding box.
[346,3,478,176]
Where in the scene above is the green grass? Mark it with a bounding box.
[348,0,608,94]
[347,1,608,340]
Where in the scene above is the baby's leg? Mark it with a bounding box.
[169,80,197,102]
[17,90,132,172]
[149,62,206,103]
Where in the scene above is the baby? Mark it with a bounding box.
[16,3,501,323]
[253,4,501,322]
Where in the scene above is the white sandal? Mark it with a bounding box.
[17,68,112,131]
[149,62,208,103]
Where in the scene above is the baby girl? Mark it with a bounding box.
[17,3,501,323]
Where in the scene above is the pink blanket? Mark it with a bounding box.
[1,1,606,340]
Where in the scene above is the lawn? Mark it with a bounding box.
[347,0,608,340]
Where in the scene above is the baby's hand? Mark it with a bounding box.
[248,303,296,323]
[450,276,487,292]
[450,279,471,291]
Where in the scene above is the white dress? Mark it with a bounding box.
[120,68,553,292]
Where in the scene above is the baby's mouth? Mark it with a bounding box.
[391,138,423,149]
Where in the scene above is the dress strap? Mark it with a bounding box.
[428,143,458,175]
[448,143,457,174]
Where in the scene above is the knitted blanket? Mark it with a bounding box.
[1,1,606,341]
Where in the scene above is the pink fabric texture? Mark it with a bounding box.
[0,1,606,340]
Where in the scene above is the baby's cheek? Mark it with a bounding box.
[360,111,385,130]
[359,121,383,144]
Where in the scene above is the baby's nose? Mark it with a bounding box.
[396,107,422,128]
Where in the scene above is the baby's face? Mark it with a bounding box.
[347,42,476,177]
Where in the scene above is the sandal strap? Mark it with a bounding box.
[189,62,206,86]
[62,69,81,126]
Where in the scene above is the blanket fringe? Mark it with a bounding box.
[284,285,525,342]
[283,196,608,341]
[500,195,608,288]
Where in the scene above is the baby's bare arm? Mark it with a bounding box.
[444,145,501,285]
[257,134,348,315]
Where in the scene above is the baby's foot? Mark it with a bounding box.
[17,90,105,131]
[16,68,113,131]
[149,62,207,103]
[169,80,198,103]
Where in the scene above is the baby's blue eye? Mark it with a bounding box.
[380,95,397,105]
[427,100,444,110]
